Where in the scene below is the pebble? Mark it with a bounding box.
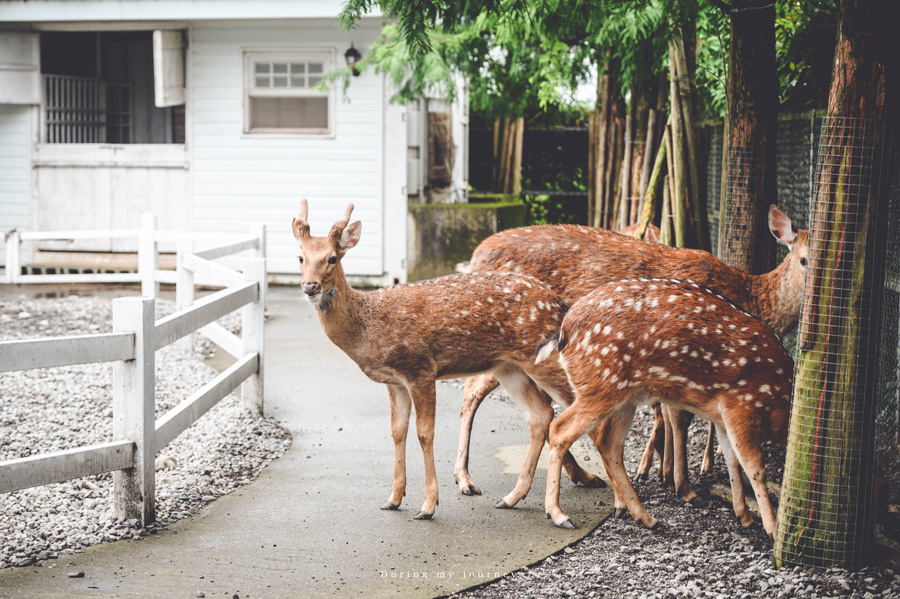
[0,296,291,573]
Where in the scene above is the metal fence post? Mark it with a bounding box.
[176,237,195,351]
[241,258,266,414]
[4,230,20,284]
[112,297,156,526]
[139,213,158,298]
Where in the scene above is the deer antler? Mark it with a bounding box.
[329,203,356,241]
[292,198,311,240]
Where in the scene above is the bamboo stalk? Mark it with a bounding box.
[660,176,673,246]
[593,50,612,227]
[512,116,524,195]
[619,94,635,229]
[492,118,501,190]
[636,127,669,239]
[671,31,710,250]
[668,52,689,248]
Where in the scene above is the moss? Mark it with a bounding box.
[407,201,526,281]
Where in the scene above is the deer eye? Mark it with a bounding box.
[328,256,337,265]
[800,257,807,267]
[298,256,304,264]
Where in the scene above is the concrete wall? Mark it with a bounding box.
[407,201,525,281]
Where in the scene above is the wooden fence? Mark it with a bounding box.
[0,215,267,525]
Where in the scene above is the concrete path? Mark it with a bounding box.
[0,285,612,599]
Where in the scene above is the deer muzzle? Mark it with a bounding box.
[302,282,322,302]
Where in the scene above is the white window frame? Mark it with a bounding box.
[242,48,335,137]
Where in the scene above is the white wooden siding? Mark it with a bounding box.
[190,21,386,276]
[0,105,32,267]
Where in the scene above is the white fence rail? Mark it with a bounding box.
[0,215,267,525]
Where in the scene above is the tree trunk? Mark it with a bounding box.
[588,112,599,226]
[773,0,891,570]
[719,0,778,273]
[659,176,673,246]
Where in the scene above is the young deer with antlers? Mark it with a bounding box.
[455,206,806,508]
[537,278,794,535]
[291,200,602,520]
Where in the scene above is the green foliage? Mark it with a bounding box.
[775,0,837,110]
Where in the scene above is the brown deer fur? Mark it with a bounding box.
[538,278,794,535]
[291,200,601,521]
[454,207,806,506]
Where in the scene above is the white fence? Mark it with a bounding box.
[0,215,267,525]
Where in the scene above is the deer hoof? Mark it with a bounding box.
[576,476,607,489]
[645,517,660,530]
[613,508,629,520]
[413,511,434,520]
[635,473,649,482]
[461,485,482,496]
[557,518,578,530]
[380,502,400,511]
[687,496,707,508]
[495,499,513,509]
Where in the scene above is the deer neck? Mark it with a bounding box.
[748,258,800,338]
[313,268,368,350]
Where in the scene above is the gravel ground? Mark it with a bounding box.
[451,386,900,599]
[0,294,291,571]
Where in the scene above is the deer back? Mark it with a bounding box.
[343,272,568,384]
[557,278,794,446]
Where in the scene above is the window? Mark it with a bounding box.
[244,50,334,135]
[39,31,185,144]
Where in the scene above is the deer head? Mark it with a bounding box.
[292,199,362,309]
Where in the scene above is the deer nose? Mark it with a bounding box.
[302,282,321,297]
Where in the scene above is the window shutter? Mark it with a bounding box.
[0,32,40,105]
[153,30,185,108]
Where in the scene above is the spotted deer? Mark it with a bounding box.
[291,200,603,521]
[537,278,794,535]
[456,206,807,508]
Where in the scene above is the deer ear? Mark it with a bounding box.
[339,220,362,251]
[292,217,309,241]
[768,205,797,248]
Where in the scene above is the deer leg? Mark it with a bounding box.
[409,382,439,520]
[546,397,625,529]
[669,407,699,505]
[454,372,499,496]
[714,423,753,529]
[723,416,776,536]
[594,407,658,528]
[636,403,665,481]
[493,365,554,508]
[661,405,675,490]
[700,421,716,472]
[382,384,411,511]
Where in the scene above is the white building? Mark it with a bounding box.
[0,0,468,284]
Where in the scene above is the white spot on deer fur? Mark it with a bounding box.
[759,384,772,394]
[755,401,763,408]
[668,295,678,303]
[616,332,624,340]
[723,359,732,367]
[517,317,524,325]
[594,358,602,367]
[537,301,545,310]
[601,347,610,356]
[712,361,720,368]
[690,351,698,358]
[623,355,631,362]
[602,368,610,379]
[617,380,629,390]
[669,351,678,357]
[776,368,784,375]
[610,374,619,383]
[738,357,748,366]
[737,380,747,386]
[602,325,612,335]
[487,297,494,303]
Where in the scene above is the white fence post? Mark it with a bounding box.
[4,230,20,284]
[176,237,195,351]
[112,297,156,526]
[139,213,158,298]
[251,223,267,260]
[241,258,266,414]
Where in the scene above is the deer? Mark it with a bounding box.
[454,206,807,510]
[291,200,604,521]
[536,278,794,536]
